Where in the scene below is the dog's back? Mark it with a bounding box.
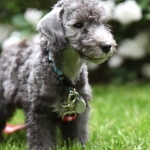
[0,42,41,127]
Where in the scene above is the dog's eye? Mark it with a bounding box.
[73,23,84,28]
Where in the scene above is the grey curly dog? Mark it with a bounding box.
[0,0,116,149]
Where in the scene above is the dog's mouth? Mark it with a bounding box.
[77,50,109,64]
[85,56,108,64]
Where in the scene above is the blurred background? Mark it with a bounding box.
[0,0,150,84]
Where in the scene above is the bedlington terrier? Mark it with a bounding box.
[0,0,116,149]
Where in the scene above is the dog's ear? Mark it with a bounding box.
[37,7,66,51]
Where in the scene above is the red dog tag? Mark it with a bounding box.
[63,115,76,122]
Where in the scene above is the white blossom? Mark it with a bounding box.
[141,63,150,78]
[117,39,146,59]
[113,0,142,25]
[134,32,149,48]
[101,0,115,19]
[108,54,124,68]
[0,24,14,44]
[117,31,149,59]
[2,31,22,49]
[24,8,43,27]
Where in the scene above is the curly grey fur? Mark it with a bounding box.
[0,0,116,149]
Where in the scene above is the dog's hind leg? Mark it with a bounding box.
[0,102,7,141]
[0,101,16,141]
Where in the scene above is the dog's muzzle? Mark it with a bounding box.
[77,49,113,64]
[77,42,116,64]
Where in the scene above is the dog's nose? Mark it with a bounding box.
[100,43,112,53]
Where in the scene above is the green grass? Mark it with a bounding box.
[1,83,150,150]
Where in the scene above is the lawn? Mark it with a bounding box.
[0,83,150,150]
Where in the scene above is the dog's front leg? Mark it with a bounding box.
[60,106,90,147]
[26,110,57,150]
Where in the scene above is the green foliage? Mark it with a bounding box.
[12,14,30,28]
[1,84,150,149]
[11,14,35,35]
[0,0,56,22]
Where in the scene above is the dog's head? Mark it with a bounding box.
[37,0,116,64]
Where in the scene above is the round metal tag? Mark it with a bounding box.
[75,98,86,114]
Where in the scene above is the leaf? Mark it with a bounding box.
[139,0,150,10]
[12,14,30,28]
[144,13,150,20]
